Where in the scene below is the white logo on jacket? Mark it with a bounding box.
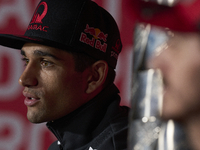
[89,147,97,150]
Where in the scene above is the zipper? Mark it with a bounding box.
[47,124,64,150]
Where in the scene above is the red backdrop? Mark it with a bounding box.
[0,0,137,149]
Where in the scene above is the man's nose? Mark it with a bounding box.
[18,63,38,87]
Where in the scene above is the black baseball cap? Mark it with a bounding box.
[0,0,122,69]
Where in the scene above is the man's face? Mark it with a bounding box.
[19,43,89,123]
[149,32,200,122]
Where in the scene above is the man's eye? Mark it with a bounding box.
[41,60,53,67]
[21,58,29,66]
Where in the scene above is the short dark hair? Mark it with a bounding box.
[71,52,96,72]
[71,52,116,87]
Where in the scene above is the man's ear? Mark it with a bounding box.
[86,60,108,94]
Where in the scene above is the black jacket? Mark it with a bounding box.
[46,84,129,150]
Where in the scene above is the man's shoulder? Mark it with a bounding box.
[90,117,128,150]
[89,107,129,150]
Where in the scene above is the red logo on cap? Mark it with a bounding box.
[84,24,108,42]
[112,39,121,54]
[30,2,48,24]
[111,39,121,59]
[28,1,49,32]
[80,24,108,53]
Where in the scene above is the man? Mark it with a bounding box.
[131,0,200,149]
[0,0,129,149]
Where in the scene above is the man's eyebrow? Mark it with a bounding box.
[21,50,26,56]
[21,49,60,60]
[34,50,59,59]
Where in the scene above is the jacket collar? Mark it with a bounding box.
[46,84,120,149]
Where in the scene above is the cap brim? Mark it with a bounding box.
[0,34,72,50]
[0,34,45,50]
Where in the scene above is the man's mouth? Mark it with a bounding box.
[28,97,36,100]
[23,91,40,107]
[24,97,40,107]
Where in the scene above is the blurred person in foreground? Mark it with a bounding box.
[0,0,129,149]
[131,0,200,149]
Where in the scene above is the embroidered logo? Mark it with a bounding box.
[28,1,49,32]
[80,24,108,53]
[111,39,121,59]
